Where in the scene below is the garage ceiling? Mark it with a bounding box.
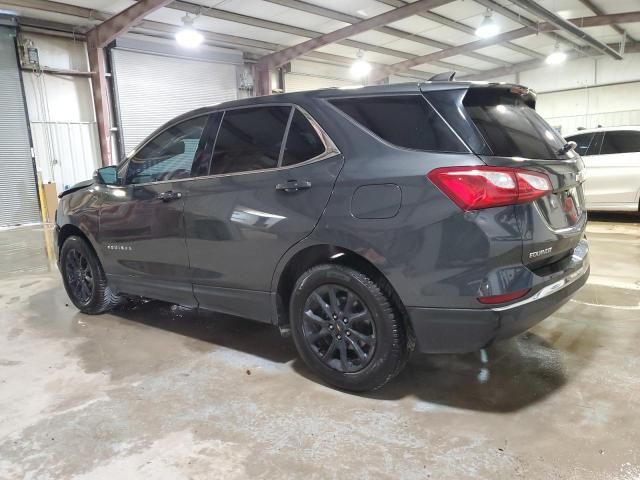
[1,0,639,79]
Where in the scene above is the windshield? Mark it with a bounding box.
[463,88,568,160]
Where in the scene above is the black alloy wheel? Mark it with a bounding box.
[290,264,410,392]
[302,284,376,373]
[64,247,94,305]
[60,235,121,314]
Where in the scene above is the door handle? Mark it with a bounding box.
[157,190,183,202]
[275,180,312,193]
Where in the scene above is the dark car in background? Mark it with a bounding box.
[55,82,589,391]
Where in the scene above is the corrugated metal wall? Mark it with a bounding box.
[0,26,40,227]
[111,47,239,153]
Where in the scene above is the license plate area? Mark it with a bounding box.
[536,186,584,230]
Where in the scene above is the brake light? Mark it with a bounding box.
[427,166,552,210]
[477,289,530,305]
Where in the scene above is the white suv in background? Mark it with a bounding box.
[565,127,640,212]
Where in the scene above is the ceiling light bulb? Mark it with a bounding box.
[546,44,567,65]
[176,15,203,48]
[351,50,371,78]
[476,10,500,38]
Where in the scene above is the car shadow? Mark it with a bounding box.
[111,299,297,364]
[112,300,571,413]
[290,331,569,413]
[370,333,567,412]
[588,211,640,223]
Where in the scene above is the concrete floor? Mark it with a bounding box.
[1,214,639,479]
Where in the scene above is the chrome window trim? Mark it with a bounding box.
[120,103,340,188]
[324,93,472,155]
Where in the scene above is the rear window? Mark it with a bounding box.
[463,89,567,160]
[329,95,466,153]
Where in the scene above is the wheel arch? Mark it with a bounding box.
[57,224,101,263]
[272,243,410,334]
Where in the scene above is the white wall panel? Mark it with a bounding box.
[20,32,99,191]
[537,82,640,136]
[30,122,100,191]
[286,59,355,92]
[520,56,598,92]
[285,74,354,92]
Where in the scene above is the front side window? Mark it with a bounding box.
[566,133,595,157]
[126,116,208,184]
[329,95,466,153]
[600,131,640,155]
[282,109,326,166]
[210,106,291,175]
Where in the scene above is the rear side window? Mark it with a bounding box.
[600,131,640,154]
[329,95,466,153]
[463,89,567,160]
[282,109,326,166]
[210,106,290,175]
[567,133,595,156]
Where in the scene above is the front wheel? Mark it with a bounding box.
[290,264,409,392]
[60,236,120,314]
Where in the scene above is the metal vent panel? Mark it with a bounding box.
[112,48,238,153]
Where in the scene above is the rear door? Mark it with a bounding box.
[425,85,587,267]
[98,114,212,306]
[580,130,640,208]
[184,105,343,320]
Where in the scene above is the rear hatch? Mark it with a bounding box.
[423,84,586,270]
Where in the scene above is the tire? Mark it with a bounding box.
[60,235,120,314]
[290,264,409,392]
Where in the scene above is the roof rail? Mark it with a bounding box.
[428,71,456,81]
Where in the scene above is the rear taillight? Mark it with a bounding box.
[427,166,552,211]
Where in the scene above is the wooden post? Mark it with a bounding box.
[86,31,112,166]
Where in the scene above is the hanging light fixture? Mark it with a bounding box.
[350,49,372,79]
[175,14,204,48]
[475,9,500,38]
[546,43,567,65]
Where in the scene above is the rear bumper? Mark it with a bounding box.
[408,246,590,354]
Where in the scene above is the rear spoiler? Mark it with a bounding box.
[428,71,456,81]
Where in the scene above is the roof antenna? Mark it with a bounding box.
[428,71,456,81]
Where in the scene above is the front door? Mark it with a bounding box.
[583,130,640,208]
[98,114,211,306]
[184,105,343,320]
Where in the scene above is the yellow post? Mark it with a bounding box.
[36,172,55,264]
[36,171,48,223]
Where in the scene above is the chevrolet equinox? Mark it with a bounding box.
[55,82,590,391]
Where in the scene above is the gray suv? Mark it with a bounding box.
[55,82,590,391]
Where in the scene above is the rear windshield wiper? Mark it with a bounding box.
[557,141,577,155]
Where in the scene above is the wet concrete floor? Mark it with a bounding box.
[0,214,639,479]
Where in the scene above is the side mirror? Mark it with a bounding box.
[94,166,119,185]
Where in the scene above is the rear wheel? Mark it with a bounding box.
[60,236,120,314]
[290,264,409,392]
